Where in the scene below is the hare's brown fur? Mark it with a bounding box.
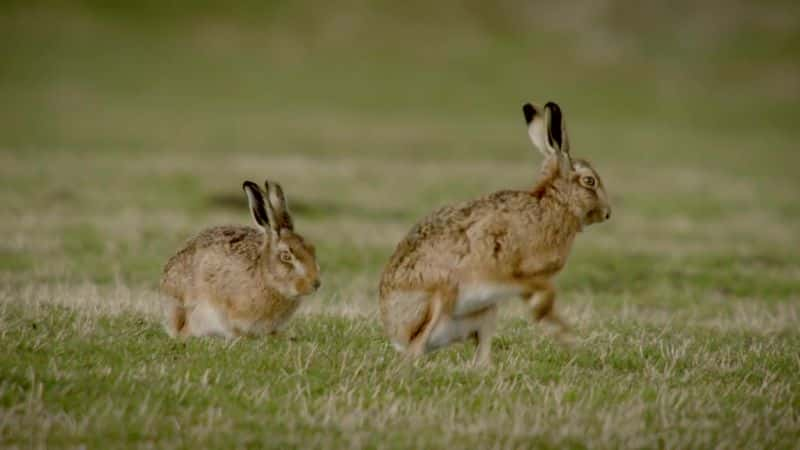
[379,102,610,365]
[380,159,580,298]
[161,226,300,336]
[160,181,319,338]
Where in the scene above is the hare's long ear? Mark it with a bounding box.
[264,180,294,231]
[242,181,270,231]
[523,101,572,176]
[544,102,570,155]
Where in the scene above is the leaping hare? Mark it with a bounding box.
[161,180,320,338]
[379,101,611,365]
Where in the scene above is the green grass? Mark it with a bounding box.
[2,1,800,448]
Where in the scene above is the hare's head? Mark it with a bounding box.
[523,101,611,227]
[243,180,321,297]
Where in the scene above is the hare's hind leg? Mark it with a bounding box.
[425,305,498,365]
[405,288,455,359]
[382,290,429,352]
[165,299,187,338]
[406,296,442,359]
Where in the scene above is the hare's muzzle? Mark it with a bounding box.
[586,207,611,225]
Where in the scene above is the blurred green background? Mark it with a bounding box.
[1,2,800,447]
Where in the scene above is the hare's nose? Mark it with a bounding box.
[312,279,321,290]
[604,209,612,220]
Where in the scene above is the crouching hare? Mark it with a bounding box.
[379,101,611,365]
[161,180,320,338]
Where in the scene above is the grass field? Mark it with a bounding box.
[2,1,800,448]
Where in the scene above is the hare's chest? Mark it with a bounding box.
[228,294,301,334]
[513,253,567,280]
[515,232,574,277]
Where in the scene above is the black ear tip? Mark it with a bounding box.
[243,180,257,191]
[522,103,536,124]
[544,101,561,113]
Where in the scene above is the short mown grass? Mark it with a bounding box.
[2,1,799,448]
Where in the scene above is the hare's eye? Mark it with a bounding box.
[583,176,596,187]
[279,251,293,263]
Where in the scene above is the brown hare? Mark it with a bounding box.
[379,101,611,365]
[161,180,320,338]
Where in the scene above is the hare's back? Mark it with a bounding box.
[380,190,540,295]
[161,226,262,294]
[182,225,261,255]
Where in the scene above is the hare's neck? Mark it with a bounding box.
[531,167,583,231]
[257,267,287,299]
[539,189,584,240]
[531,158,561,198]
[254,251,279,293]
[255,253,296,301]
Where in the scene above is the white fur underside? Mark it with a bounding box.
[391,340,407,352]
[187,301,235,338]
[181,300,287,338]
[452,282,524,316]
[391,283,523,353]
[427,315,489,351]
